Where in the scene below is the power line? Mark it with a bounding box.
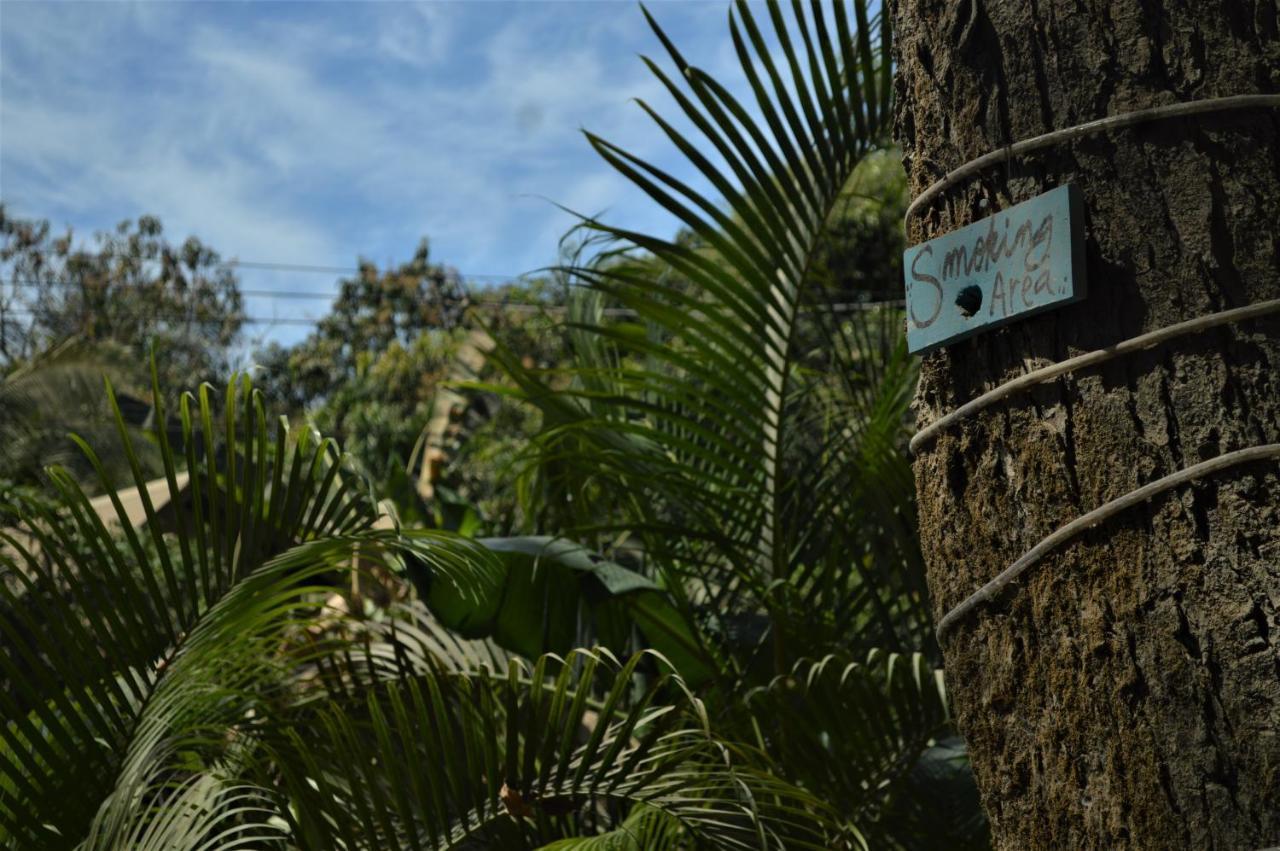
[0,265,903,330]
[0,276,569,314]
[1,278,901,313]
[0,309,331,328]
[0,248,526,281]
[224,259,522,280]
[0,303,628,327]
[0,298,901,331]
[0,276,525,302]
[6,279,323,301]
[4,277,377,302]
[0,299,593,329]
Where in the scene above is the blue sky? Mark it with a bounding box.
[0,1,748,346]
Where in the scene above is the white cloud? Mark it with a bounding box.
[375,3,455,68]
[1,0,747,340]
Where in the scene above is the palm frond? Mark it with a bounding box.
[2,370,832,849]
[0,370,382,847]
[271,647,835,850]
[744,651,985,848]
[490,1,926,668]
[535,803,688,850]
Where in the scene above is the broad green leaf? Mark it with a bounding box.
[409,536,714,686]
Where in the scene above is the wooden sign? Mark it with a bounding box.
[903,184,1086,354]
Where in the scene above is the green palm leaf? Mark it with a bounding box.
[536,803,688,850]
[271,648,834,850]
[490,1,927,675]
[745,651,986,849]
[1,371,834,849]
[0,370,383,846]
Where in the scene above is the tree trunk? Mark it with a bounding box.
[891,1,1280,847]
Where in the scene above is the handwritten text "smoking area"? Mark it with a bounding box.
[903,184,1086,354]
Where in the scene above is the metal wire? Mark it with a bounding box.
[935,443,1280,641]
[905,94,1280,230]
[910,298,1280,454]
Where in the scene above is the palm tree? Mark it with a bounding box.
[893,0,1280,846]
[2,2,991,848]
[487,1,986,845]
[496,0,926,659]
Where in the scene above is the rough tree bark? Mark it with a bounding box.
[891,1,1280,848]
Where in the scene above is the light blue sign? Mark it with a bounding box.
[903,184,1086,354]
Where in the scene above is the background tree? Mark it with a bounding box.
[253,242,563,531]
[0,208,241,490]
[893,1,1280,847]
[0,206,243,390]
[253,241,473,481]
[807,148,909,304]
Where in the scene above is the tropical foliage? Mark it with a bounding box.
[0,338,159,489]
[0,2,989,848]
